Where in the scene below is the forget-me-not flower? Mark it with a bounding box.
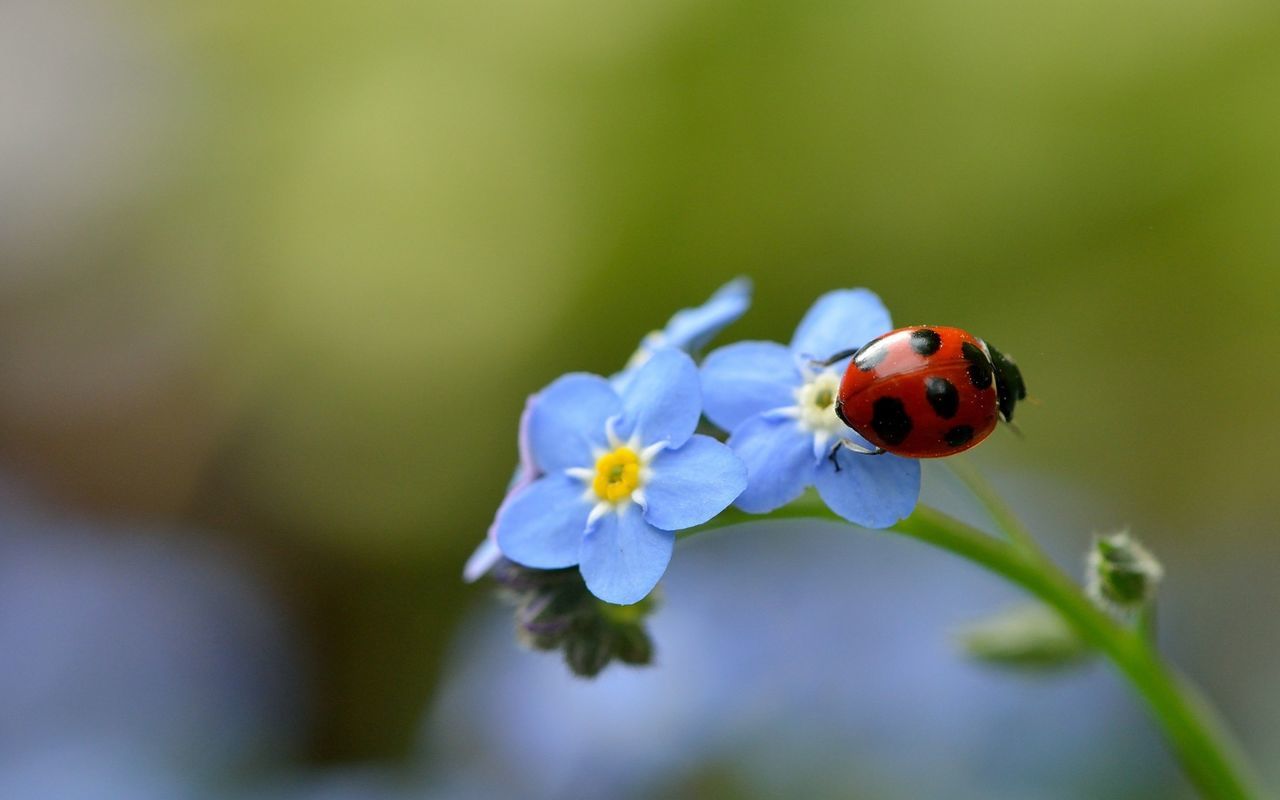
[611,277,752,392]
[699,289,920,527]
[466,279,751,582]
[495,349,746,605]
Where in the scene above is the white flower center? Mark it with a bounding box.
[793,371,845,435]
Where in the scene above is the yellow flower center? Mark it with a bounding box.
[592,446,642,503]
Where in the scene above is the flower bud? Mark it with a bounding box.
[487,559,657,677]
[612,624,655,666]
[1086,530,1163,612]
[563,623,615,678]
[955,603,1091,671]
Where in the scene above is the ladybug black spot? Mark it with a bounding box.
[854,341,889,372]
[910,328,942,356]
[961,342,993,390]
[871,396,913,445]
[944,425,974,447]
[924,376,959,419]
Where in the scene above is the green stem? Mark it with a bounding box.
[681,502,1260,799]
[900,506,1257,800]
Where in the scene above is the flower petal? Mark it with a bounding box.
[700,341,800,432]
[527,373,621,472]
[789,288,894,364]
[579,506,675,605]
[610,279,754,395]
[617,349,701,449]
[642,435,747,531]
[495,474,591,569]
[462,538,503,582]
[813,446,921,528]
[660,277,752,354]
[727,413,816,513]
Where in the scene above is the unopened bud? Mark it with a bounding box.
[563,620,615,677]
[956,603,1091,670]
[612,623,655,665]
[488,559,657,677]
[1086,530,1163,611]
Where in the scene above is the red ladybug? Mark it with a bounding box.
[818,326,1027,458]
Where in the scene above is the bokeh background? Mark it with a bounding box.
[4,0,1280,797]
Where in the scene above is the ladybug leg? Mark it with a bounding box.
[839,440,886,456]
[827,440,886,471]
[808,347,862,369]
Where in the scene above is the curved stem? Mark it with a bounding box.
[897,508,1259,800]
[680,502,1260,799]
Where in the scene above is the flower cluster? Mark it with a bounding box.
[464,278,752,583]
[467,280,922,669]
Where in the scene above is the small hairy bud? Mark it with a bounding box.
[1086,530,1163,612]
[489,559,657,677]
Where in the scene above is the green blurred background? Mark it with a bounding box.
[5,0,1280,780]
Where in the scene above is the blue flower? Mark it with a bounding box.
[466,279,750,582]
[495,349,746,605]
[612,277,752,392]
[699,289,920,527]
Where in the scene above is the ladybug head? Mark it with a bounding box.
[984,342,1027,424]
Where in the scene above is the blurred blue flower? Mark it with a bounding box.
[0,481,304,798]
[495,349,746,604]
[241,765,420,800]
[466,279,750,582]
[700,289,920,527]
[0,739,198,800]
[426,503,1172,800]
[612,277,752,392]
[0,519,301,772]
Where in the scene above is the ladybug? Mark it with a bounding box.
[817,326,1027,459]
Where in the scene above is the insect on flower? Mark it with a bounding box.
[699,289,921,526]
[815,326,1028,459]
